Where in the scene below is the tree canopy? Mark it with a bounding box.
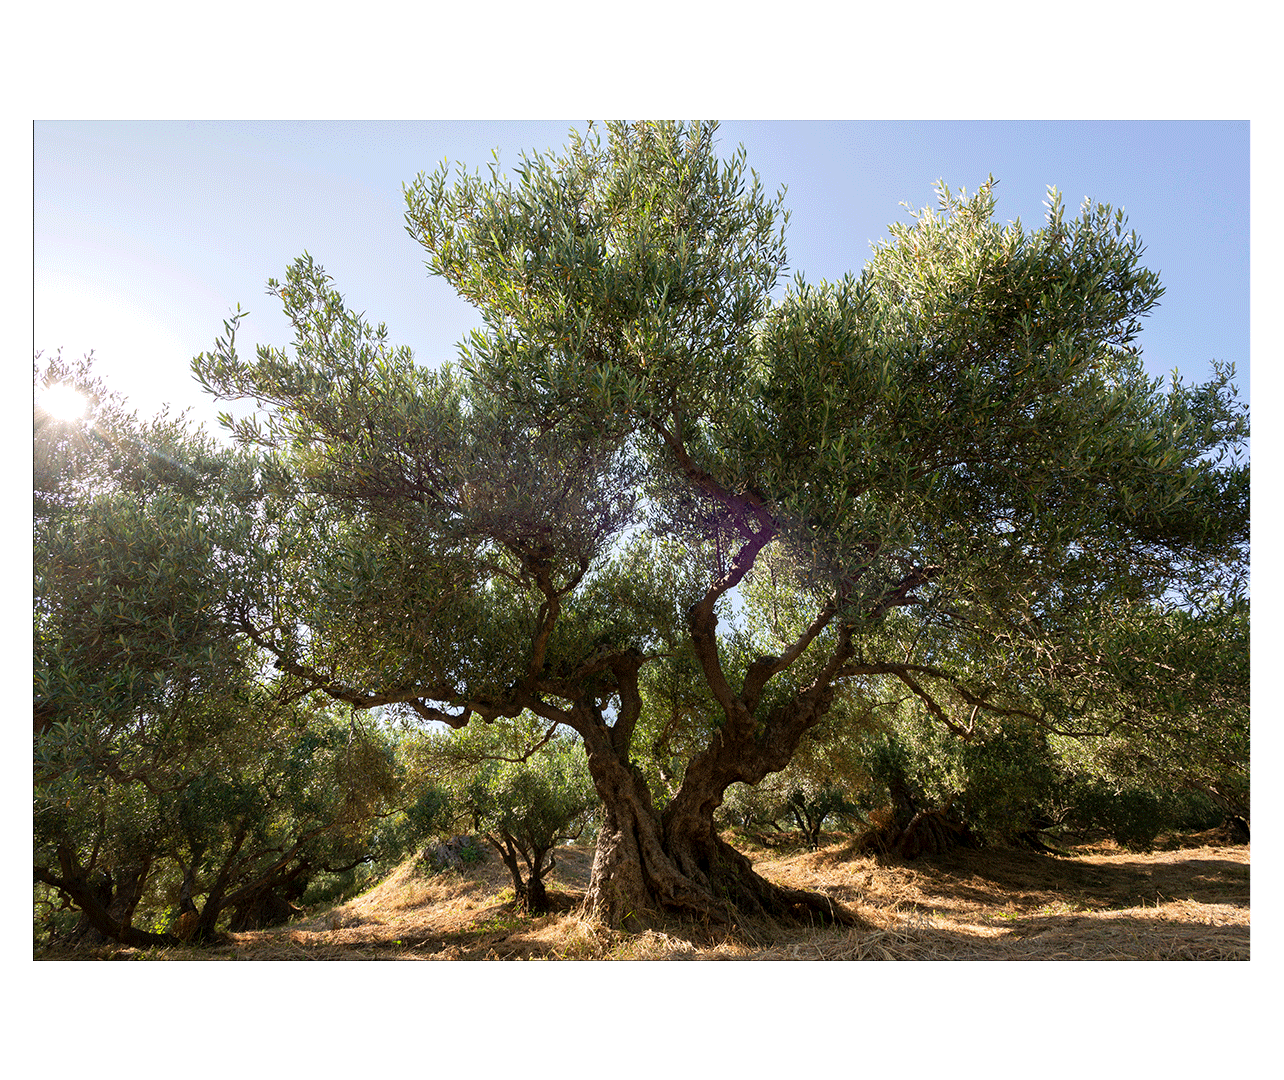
[34,353,419,946]
[166,120,1246,928]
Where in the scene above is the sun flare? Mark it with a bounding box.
[40,383,88,421]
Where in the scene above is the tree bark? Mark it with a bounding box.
[37,846,178,949]
[579,728,691,929]
[576,716,851,930]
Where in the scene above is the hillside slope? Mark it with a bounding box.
[42,832,1249,960]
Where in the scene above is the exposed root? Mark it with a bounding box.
[855,805,974,859]
[670,834,856,929]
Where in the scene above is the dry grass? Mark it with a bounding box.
[42,830,1248,961]
[738,831,1250,961]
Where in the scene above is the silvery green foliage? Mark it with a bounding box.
[189,124,1246,911]
[35,356,406,944]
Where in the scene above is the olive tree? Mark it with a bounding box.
[192,121,1247,928]
[1050,597,1250,842]
[34,357,405,946]
[411,717,597,913]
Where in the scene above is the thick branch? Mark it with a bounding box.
[216,821,336,913]
[741,598,840,712]
[686,525,775,722]
[37,847,178,949]
[608,649,646,756]
[232,610,506,727]
[893,669,976,741]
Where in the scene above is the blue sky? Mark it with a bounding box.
[35,120,1249,430]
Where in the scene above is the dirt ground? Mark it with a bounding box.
[45,829,1248,961]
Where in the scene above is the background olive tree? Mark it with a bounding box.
[410,717,596,914]
[34,355,418,947]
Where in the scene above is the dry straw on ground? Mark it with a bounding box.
[42,830,1248,961]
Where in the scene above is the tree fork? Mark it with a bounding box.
[577,719,853,931]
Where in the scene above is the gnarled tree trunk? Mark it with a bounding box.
[576,710,850,930]
[37,845,177,949]
[579,724,709,929]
